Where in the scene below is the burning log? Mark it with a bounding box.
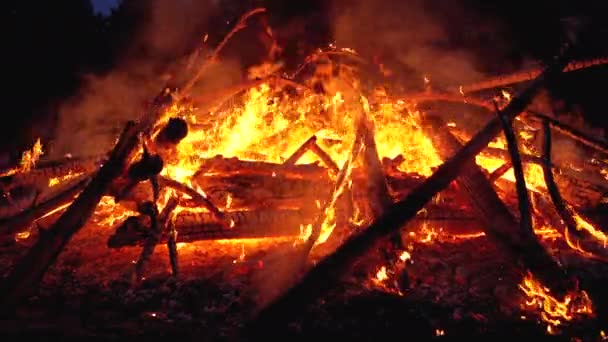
[0,156,99,192]
[245,44,575,336]
[108,208,309,247]
[0,174,91,236]
[192,156,330,179]
[453,57,608,94]
[422,114,570,293]
[0,121,141,311]
[133,197,179,282]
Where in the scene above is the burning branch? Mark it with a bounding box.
[245,40,576,337]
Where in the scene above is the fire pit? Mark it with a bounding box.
[1,7,608,341]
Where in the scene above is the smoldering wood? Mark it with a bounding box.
[244,46,575,336]
[0,121,142,311]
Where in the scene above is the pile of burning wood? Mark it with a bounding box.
[1,8,608,338]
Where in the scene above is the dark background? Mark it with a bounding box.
[2,0,608,163]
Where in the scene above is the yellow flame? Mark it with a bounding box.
[519,272,593,332]
[48,171,84,187]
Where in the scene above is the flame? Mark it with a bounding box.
[20,138,43,173]
[374,266,388,284]
[571,209,607,248]
[519,272,593,333]
[48,171,84,187]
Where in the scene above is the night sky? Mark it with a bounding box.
[90,0,121,16]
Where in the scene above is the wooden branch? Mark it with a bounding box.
[244,44,575,336]
[453,57,608,94]
[0,121,141,311]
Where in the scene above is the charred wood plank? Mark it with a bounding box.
[244,45,574,335]
[0,121,141,311]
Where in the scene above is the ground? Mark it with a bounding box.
[1,212,607,341]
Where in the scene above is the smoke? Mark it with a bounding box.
[330,0,487,88]
[50,0,243,158]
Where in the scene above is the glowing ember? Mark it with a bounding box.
[519,272,593,333]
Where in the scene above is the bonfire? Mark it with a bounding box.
[1,7,608,340]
